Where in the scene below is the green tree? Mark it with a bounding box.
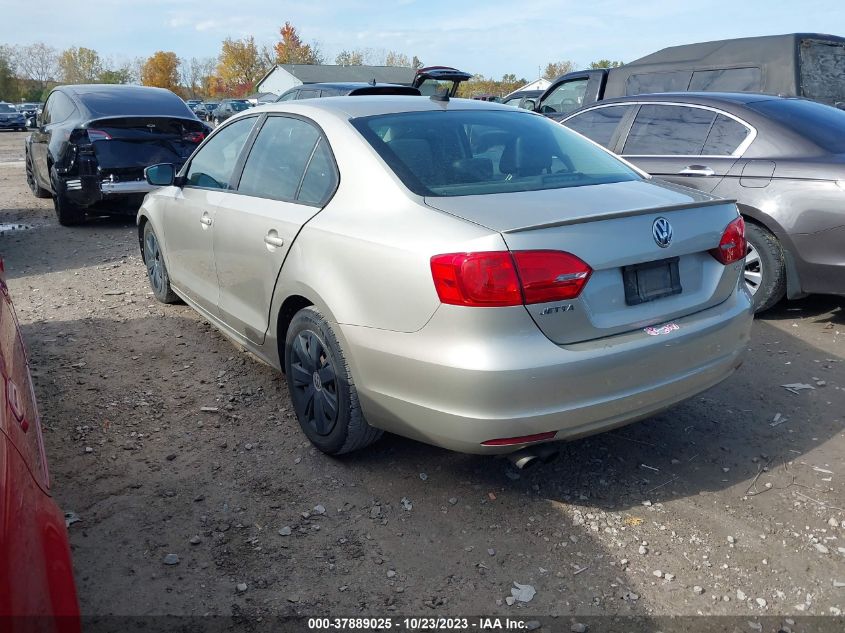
[0,49,20,101]
[589,59,624,69]
[58,47,103,84]
[542,60,575,80]
[98,66,134,84]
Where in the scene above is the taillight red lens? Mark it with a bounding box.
[86,129,112,141]
[710,216,746,265]
[183,131,205,143]
[431,252,522,307]
[512,250,592,303]
[431,250,592,307]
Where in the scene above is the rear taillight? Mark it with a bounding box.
[430,250,592,307]
[430,252,521,307]
[183,131,205,143]
[86,129,112,142]
[710,216,746,265]
[512,250,592,303]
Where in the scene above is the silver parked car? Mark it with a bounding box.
[138,97,752,458]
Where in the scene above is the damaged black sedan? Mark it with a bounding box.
[25,84,209,225]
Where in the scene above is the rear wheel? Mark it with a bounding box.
[743,221,786,313]
[284,307,382,455]
[25,150,50,198]
[143,222,179,304]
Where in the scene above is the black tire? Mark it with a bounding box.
[284,307,382,455]
[25,149,51,199]
[51,168,86,226]
[142,222,179,304]
[744,221,786,313]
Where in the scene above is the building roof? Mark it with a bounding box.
[258,64,417,88]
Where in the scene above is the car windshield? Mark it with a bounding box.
[230,102,250,112]
[352,109,639,197]
[746,98,845,154]
[0,104,17,113]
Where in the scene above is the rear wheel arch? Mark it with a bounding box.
[736,204,801,299]
[276,295,315,372]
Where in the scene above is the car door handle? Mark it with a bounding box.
[264,232,284,248]
[199,213,212,227]
[678,165,715,176]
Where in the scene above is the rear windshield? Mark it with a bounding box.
[746,98,845,154]
[229,101,250,111]
[352,109,639,197]
[80,89,194,118]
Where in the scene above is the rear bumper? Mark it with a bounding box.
[790,226,845,296]
[342,286,752,454]
[62,175,158,209]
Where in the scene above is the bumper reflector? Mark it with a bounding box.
[481,431,556,447]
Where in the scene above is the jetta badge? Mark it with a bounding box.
[652,217,673,248]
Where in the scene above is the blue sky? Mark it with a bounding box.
[2,0,844,80]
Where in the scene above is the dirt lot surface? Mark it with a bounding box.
[1,131,844,626]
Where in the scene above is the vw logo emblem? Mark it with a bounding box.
[652,217,673,248]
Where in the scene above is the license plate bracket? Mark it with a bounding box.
[622,257,682,306]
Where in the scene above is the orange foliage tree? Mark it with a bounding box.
[273,22,321,64]
[140,51,181,93]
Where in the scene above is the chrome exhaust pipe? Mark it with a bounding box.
[507,448,540,470]
[533,442,560,464]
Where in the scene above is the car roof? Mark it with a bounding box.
[297,82,408,90]
[594,92,783,107]
[254,95,521,119]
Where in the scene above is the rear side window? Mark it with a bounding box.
[689,68,762,92]
[46,92,76,124]
[623,104,715,155]
[746,98,845,154]
[186,116,256,189]
[352,109,639,197]
[626,71,691,95]
[298,139,339,205]
[702,114,751,155]
[237,116,329,203]
[564,105,632,148]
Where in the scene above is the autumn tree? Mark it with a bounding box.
[385,51,412,67]
[589,59,624,69]
[141,51,181,92]
[181,56,217,98]
[216,37,265,96]
[58,47,103,84]
[274,22,322,64]
[13,42,58,92]
[542,60,575,80]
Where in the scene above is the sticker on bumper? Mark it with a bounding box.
[644,322,680,336]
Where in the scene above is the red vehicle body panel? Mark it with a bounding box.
[0,259,80,632]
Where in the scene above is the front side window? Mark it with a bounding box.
[564,105,633,149]
[237,116,330,203]
[539,79,588,115]
[353,109,639,197]
[623,104,715,155]
[185,116,256,189]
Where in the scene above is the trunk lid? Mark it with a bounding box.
[82,116,206,177]
[425,180,743,344]
[413,66,473,97]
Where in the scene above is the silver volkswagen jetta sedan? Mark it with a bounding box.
[138,96,752,456]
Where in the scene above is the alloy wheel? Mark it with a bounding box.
[289,330,339,436]
[743,241,762,296]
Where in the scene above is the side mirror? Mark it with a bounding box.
[522,99,536,110]
[145,163,176,187]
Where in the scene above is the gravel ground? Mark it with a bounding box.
[1,130,844,624]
